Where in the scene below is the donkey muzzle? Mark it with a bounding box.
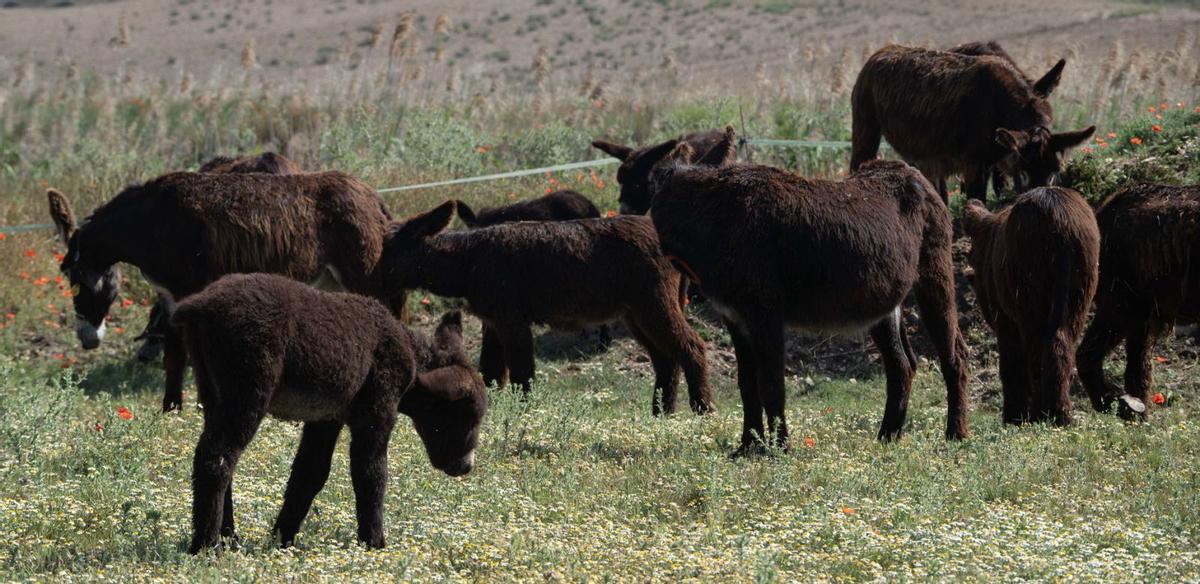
[77,321,106,350]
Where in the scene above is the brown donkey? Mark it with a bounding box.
[650,152,969,452]
[455,190,600,227]
[47,170,395,412]
[961,188,1099,426]
[592,127,737,215]
[173,273,487,553]
[851,44,1094,202]
[135,152,309,364]
[1077,183,1200,417]
[380,201,713,416]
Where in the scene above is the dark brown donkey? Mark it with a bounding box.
[851,44,1094,202]
[650,151,969,452]
[47,170,395,412]
[961,188,1099,426]
[1077,183,1200,418]
[172,273,487,553]
[592,127,737,215]
[380,201,713,416]
[135,152,309,363]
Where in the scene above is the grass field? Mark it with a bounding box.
[2,9,1200,578]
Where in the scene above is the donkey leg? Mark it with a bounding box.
[1122,323,1157,419]
[1076,306,1126,412]
[479,324,509,389]
[348,413,397,549]
[726,317,764,456]
[630,295,712,415]
[995,320,1031,426]
[1035,325,1076,427]
[963,167,989,203]
[743,310,788,450]
[496,323,535,394]
[915,253,971,440]
[162,325,188,412]
[189,412,265,554]
[624,318,680,416]
[273,421,344,548]
[871,308,915,442]
[849,98,881,171]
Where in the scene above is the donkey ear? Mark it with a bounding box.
[637,138,680,167]
[995,128,1028,153]
[1033,58,1066,98]
[1051,126,1096,152]
[591,140,633,161]
[46,189,76,242]
[668,142,696,164]
[402,201,456,239]
[696,126,737,166]
[454,200,478,227]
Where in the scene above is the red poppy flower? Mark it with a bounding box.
[1130,137,1143,145]
[0,232,6,241]
[121,299,134,309]
[1154,356,1167,364]
[804,436,815,448]
[54,252,65,263]
[1152,393,1165,405]
[841,507,856,516]
[420,296,431,305]
[116,407,134,421]
[23,249,35,258]
[1106,132,1117,139]
[95,422,104,432]
[605,210,617,218]
[1151,125,1162,133]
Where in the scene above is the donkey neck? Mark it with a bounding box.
[78,196,200,296]
[410,234,474,299]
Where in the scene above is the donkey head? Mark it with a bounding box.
[381,201,457,298]
[47,189,121,350]
[592,137,681,215]
[400,365,489,477]
[994,125,1095,193]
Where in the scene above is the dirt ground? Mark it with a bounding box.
[2,0,1197,89]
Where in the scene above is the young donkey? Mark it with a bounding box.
[961,188,1100,426]
[380,201,713,416]
[134,152,309,363]
[173,273,487,553]
[851,44,1094,202]
[47,169,396,412]
[651,146,970,452]
[455,190,601,227]
[592,127,737,215]
[1077,183,1200,418]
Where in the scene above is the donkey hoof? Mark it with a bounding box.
[162,399,182,413]
[876,427,903,443]
[1117,395,1147,421]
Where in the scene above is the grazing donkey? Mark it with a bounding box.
[135,152,308,363]
[173,273,487,553]
[380,201,713,416]
[1077,183,1200,417]
[455,190,601,227]
[851,44,1095,202]
[961,188,1100,426]
[592,127,737,215]
[47,170,395,412]
[650,149,969,453]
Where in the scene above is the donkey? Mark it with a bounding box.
[592,126,737,215]
[1077,183,1200,418]
[135,152,309,363]
[947,41,1029,195]
[47,170,396,412]
[961,188,1099,426]
[650,148,969,453]
[380,201,713,416]
[851,44,1095,203]
[172,273,487,553]
[455,190,600,228]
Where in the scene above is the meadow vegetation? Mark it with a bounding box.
[1,18,1199,580]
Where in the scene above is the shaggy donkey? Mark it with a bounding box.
[851,44,1094,202]
[592,127,737,215]
[380,201,713,416]
[47,170,395,412]
[173,273,487,553]
[650,149,969,452]
[1077,183,1200,417]
[961,188,1099,426]
[455,190,601,227]
[135,152,309,363]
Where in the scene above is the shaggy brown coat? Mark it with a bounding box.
[455,190,601,228]
[172,273,487,553]
[1077,183,1200,416]
[851,44,1093,202]
[592,126,737,214]
[650,153,969,452]
[380,202,713,416]
[47,171,395,412]
[962,188,1100,426]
